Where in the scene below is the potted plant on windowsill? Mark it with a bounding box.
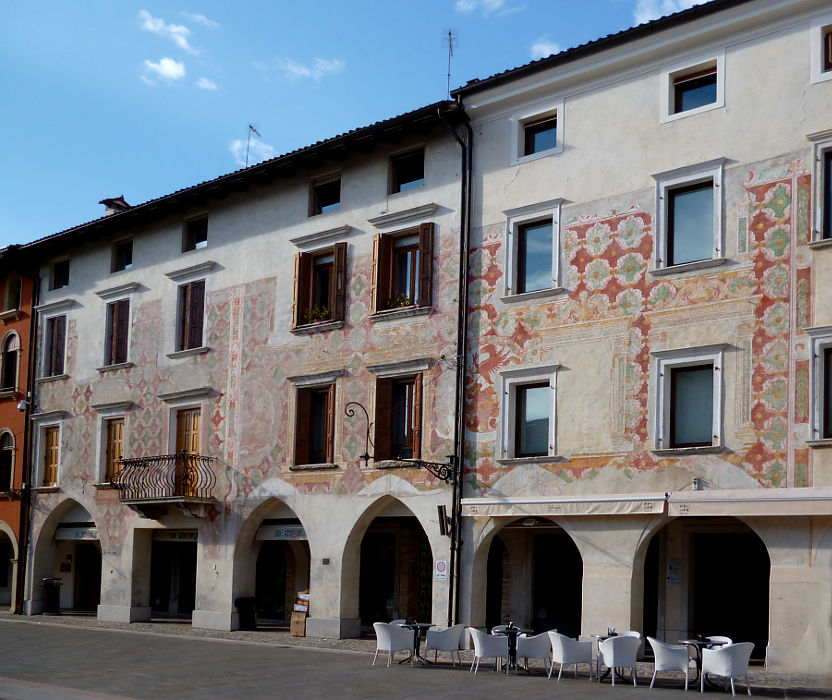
[384,293,414,310]
[303,305,332,324]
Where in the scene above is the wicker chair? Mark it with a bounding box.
[647,636,691,690]
[469,627,509,674]
[547,631,594,681]
[700,642,753,696]
[597,635,641,686]
[424,624,465,665]
[372,622,414,667]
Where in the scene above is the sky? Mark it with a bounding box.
[0,0,707,248]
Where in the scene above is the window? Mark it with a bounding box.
[653,160,724,272]
[0,433,12,492]
[511,101,563,164]
[811,17,832,84]
[653,344,724,452]
[673,66,716,114]
[177,280,205,351]
[4,272,21,311]
[1,334,19,391]
[517,220,554,294]
[292,243,347,327]
[44,315,66,377]
[295,384,335,464]
[823,150,832,240]
[524,116,557,156]
[105,299,130,366]
[311,175,341,215]
[104,418,124,483]
[806,327,832,442]
[51,260,69,290]
[515,382,549,457]
[660,54,724,122]
[183,216,208,252]
[390,149,424,194]
[373,225,433,311]
[504,200,562,298]
[112,240,133,272]
[498,364,558,461]
[42,425,59,486]
[375,375,422,460]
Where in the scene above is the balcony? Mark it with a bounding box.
[113,451,216,519]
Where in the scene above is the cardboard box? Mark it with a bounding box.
[293,603,308,612]
[297,592,311,601]
[290,611,307,637]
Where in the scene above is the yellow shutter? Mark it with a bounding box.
[105,418,124,482]
[43,426,59,486]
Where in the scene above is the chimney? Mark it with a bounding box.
[99,196,131,216]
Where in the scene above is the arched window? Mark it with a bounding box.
[1,334,19,391]
[3,272,21,312]
[0,432,13,492]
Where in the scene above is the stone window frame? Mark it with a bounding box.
[497,363,560,464]
[164,261,216,359]
[91,401,134,486]
[509,98,564,166]
[286,369,346,470]
[810,13,832,86]
[807,130,832,245]
[659,51,725,124]
[35,298,75,381]
[806,326,832,447]
[32,411,68,491]
[158,387,213,456]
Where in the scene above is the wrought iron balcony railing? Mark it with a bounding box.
[113,451,216,504]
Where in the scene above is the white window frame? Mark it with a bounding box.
[660,51,725,123]
[91,401,133,484]
[96,282,139,370]
[503,199,564,302]
[810,13,832,85]
[807,130,832,243]
[651,159,725,274]
[158,387,212,455]
[0,429,15,493]
[510,99,564,165]
[806,326,832,445]
[164,261,216,358]
[652,344,725,454]
[35,298,75,380]
[498,363,559,463]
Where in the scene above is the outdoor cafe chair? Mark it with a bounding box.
[547,631,593,681]
[647,636,691,691]
[469,627,509,675]
[372,622,415,668]
[424,624,465,665]
[700,642,753,696]
[516,631,552,672]
[597,635,641,686]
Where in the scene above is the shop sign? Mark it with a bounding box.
[255,526,307,541]
[55,527,98,541]
[153,530,198,542]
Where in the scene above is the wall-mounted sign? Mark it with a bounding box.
[55,527,98,541]
[153,530,198,542]
[434,559,448,581]
[255,526,307,541]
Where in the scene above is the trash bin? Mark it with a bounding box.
[42,577,63,616]
[235,597,257,631]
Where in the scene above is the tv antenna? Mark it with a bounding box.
[245,124,261,168]
[443,29,458,99]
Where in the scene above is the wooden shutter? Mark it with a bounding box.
[292,252,312,327]
[332,242,347,322]
[373,234,392,312]
[370,235,380,314]
[325,383,336,463]
[185,280,205,350]
[417,223,434,308]
[43,426,59,486]
[114,299,130,364]
[412,374,423,460]
[52,316,66,375]
[176,409,200,454]
[374,378,393,460]
[105,418,124,482]
[295,389,311,465]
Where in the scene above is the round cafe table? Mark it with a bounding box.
[398,622,434,666]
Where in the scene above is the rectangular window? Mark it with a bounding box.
[824,26,832,72]
[177,280,205,351]
[105,299,130,365]
[311,175,341,215]
[104,418,124,483]
[183,217,208,252]
[390,149,424,194]
[499,365,558,461]
[523,116,557,156]
[516,220,554,293]
[295,384,335,465]
[669,364,714,448]
[1,334,19,390]
[673,67,717,114]
[44,315,66,377]
[667,180,714,266]
[373,224,433,312]
[112,240,133,272]
[823,346,832,439]
[374,374,422,461]
[51,260,69,290]
[823,150,832,240]
[292,242,347,327]
[515,382,550,457]
[43,426,59,487]
[661,55,723,122]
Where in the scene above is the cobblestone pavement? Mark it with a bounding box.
[0,613,830,699]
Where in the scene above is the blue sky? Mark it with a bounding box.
[0,0,705,247]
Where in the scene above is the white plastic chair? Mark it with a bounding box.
[700,642,753,696]
[390,619,407,625]
[490,624,508,634]
[547,631,594,681]
[647,636,691,691]
[618,630,642,637]
[598,635,641,686]
[706,635,733,648]
[372,622,415,667]
[469,627,509,675]
[424,624,465,665]
[516,632,552,672]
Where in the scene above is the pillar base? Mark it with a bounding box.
[305,616,361,639]
[97,605,151,623]
[192,609,239,631]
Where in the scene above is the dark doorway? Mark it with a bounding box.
[73,542,102,611]
[532,531,582,636]
[256,541,288,621]
[642,534,661,640]
[150,541,197,617]
[486,536,507,630]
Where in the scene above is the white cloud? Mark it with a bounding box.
[196,77,218,90]
[182,12,219,29]
[530,36,560,59]
[230,137,276,167]
[633,0,708,25]
[455,0,519,16]
[275,57,345,82]
[139,9,196,53]
[143,57,186,81]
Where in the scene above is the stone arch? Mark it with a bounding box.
[0,519,18,561]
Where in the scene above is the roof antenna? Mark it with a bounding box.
[246,124,261,168]
[443,29,458,99]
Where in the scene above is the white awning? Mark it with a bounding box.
[668,487,832,516]
[461,493,666,518]
[55,526,98,541]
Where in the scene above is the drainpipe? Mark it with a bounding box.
[440,101,472,627]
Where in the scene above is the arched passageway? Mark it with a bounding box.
[47,502,102,612]
[0,528,14,607]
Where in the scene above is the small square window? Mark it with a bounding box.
[183,217,208,252]
[295,384,335,464]
[511,102,563,164]
[112,240,133,272]
[673,67,717,114]
[372,224,433,312]
[293,243,348,327]
[390,149,424,194]
[51,260,69,290]
[661,55,724,122]
[311,176,341,216]
[523,116,557,156]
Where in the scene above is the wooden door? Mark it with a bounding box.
[175,409,200,496]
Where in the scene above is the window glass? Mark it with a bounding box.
[113,240,133,272]
[391,150,424,193]
[667,181,713,266]
[184,218,208,251]
[823,150,832,239]
[516,383,549,457]
[824,347,832,439]
[0,433,12,492]
[309,388,329,464]
[52,260,69,290]
[523,116,557,156]
[392,235,419,306]
[312,177,341,215]
[674,68,717,113]
[670,365,713,447]
[1,335,18,390]
[517,221,553,293]
[391,378,415,459]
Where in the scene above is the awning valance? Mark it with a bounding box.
[461,493,666,518]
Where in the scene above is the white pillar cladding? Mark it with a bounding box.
[97,527,152,623]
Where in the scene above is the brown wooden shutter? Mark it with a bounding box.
[370,235,380,314]
[412,373,423,460]
[114,299,129,364]
[332,242,347,322]
[325,383,336,463]
[187,281,205,350]
[374,378,393,460]
[377,235,392,311]
[293,252,312,327]
[53,316,66,375]
[295,389,312,465]
[417,223,434,308]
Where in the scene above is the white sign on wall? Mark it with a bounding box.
[434,559,448,581]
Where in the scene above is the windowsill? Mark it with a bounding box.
[653,445,724,456]
[808,238,832,251]
[290,320,343,335]
[166,346,210,359]
[94,482,116,490]
[0,309,21,323]
[806,439,832,449]
[373,459,417,470]
[37,374,69,384]
[0,389,17,400]
[649,257,726,276]
[514,146,563,166]
[497,455,565,465]
[500,287,566,304]
[289,463,340,471]
[369,306,431,322]
[32,486,59,493]
[96,362,135,373]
